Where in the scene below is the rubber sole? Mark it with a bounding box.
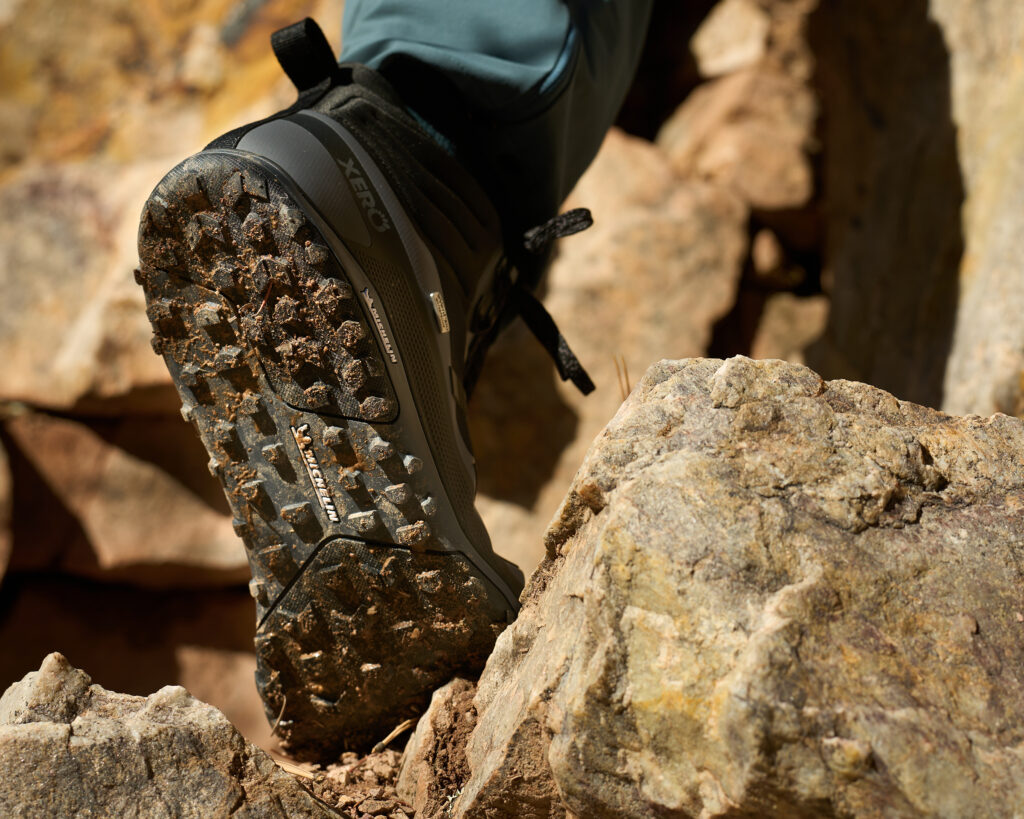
[136,152,512,757]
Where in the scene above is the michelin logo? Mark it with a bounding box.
[291,424,340,523]
[361,288,398,364]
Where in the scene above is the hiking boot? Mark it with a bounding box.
[135,18,592,758]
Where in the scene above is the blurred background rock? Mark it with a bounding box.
[1,0,1022,756]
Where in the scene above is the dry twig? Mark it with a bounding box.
[371,718,417,753]
[271,694,287,735]
[273,756,316,780]
[613,354,632,402]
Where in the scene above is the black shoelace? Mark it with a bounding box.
[462,209,598,401]
[513,208,595,395]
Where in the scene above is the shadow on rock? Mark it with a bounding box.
[806,0,964,409]
[469,320,579,510]
[0,575,271,749]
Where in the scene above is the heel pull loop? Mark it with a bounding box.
[271,18,343,95]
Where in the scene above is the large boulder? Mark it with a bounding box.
[449,357,1024,817]
[0,653,331,817]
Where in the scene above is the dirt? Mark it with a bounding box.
[298,749,416,818]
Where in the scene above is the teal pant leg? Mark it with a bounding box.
[340,0,653,234]
[341,1,578,114]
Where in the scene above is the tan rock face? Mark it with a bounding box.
[804,1,975,412]
[0,0,342,582]
[0,653,330,817]
[928,1,1024,416]
[0,162,181,412]
[0,0,340,412]
[473,128,747,572]
[455,358,1024,817]
[4,410,246,586]
[806,2,956,409]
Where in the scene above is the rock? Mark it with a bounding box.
[453,357,1024,817]
[928,2,1024,416]
[805,1,964,410]
[750,292,829,364]
[691,0,771,78]
[0,0,342,412]
[396,678,477,818]
[0,440,9,586]
[658,68,815,212]
[751,227,785,278]
[179,23,227,94]
[0,653,331,817]
[0,162,177,412]
[805,1,1024,416]
[657,0,818,215]
[473,128,747,572]
[0,576,272,752]
[4,410,247,586]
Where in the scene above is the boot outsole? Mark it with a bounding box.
[136,152,510,757]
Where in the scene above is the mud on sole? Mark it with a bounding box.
[136,152,509,756]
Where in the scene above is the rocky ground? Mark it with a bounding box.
[6,356,1024,816]
[3,0,1024,816]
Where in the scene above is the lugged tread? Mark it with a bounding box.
[255,539,506,755]
[136,156,450,571]
[136,151,512,758]
[140,155,396,422]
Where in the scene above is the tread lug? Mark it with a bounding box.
[369,437,394,461]
[281,502,322,540]
[397,521,431,548]
[348,510,379,533]
[384,483,411,505]
[240,479,275,520]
